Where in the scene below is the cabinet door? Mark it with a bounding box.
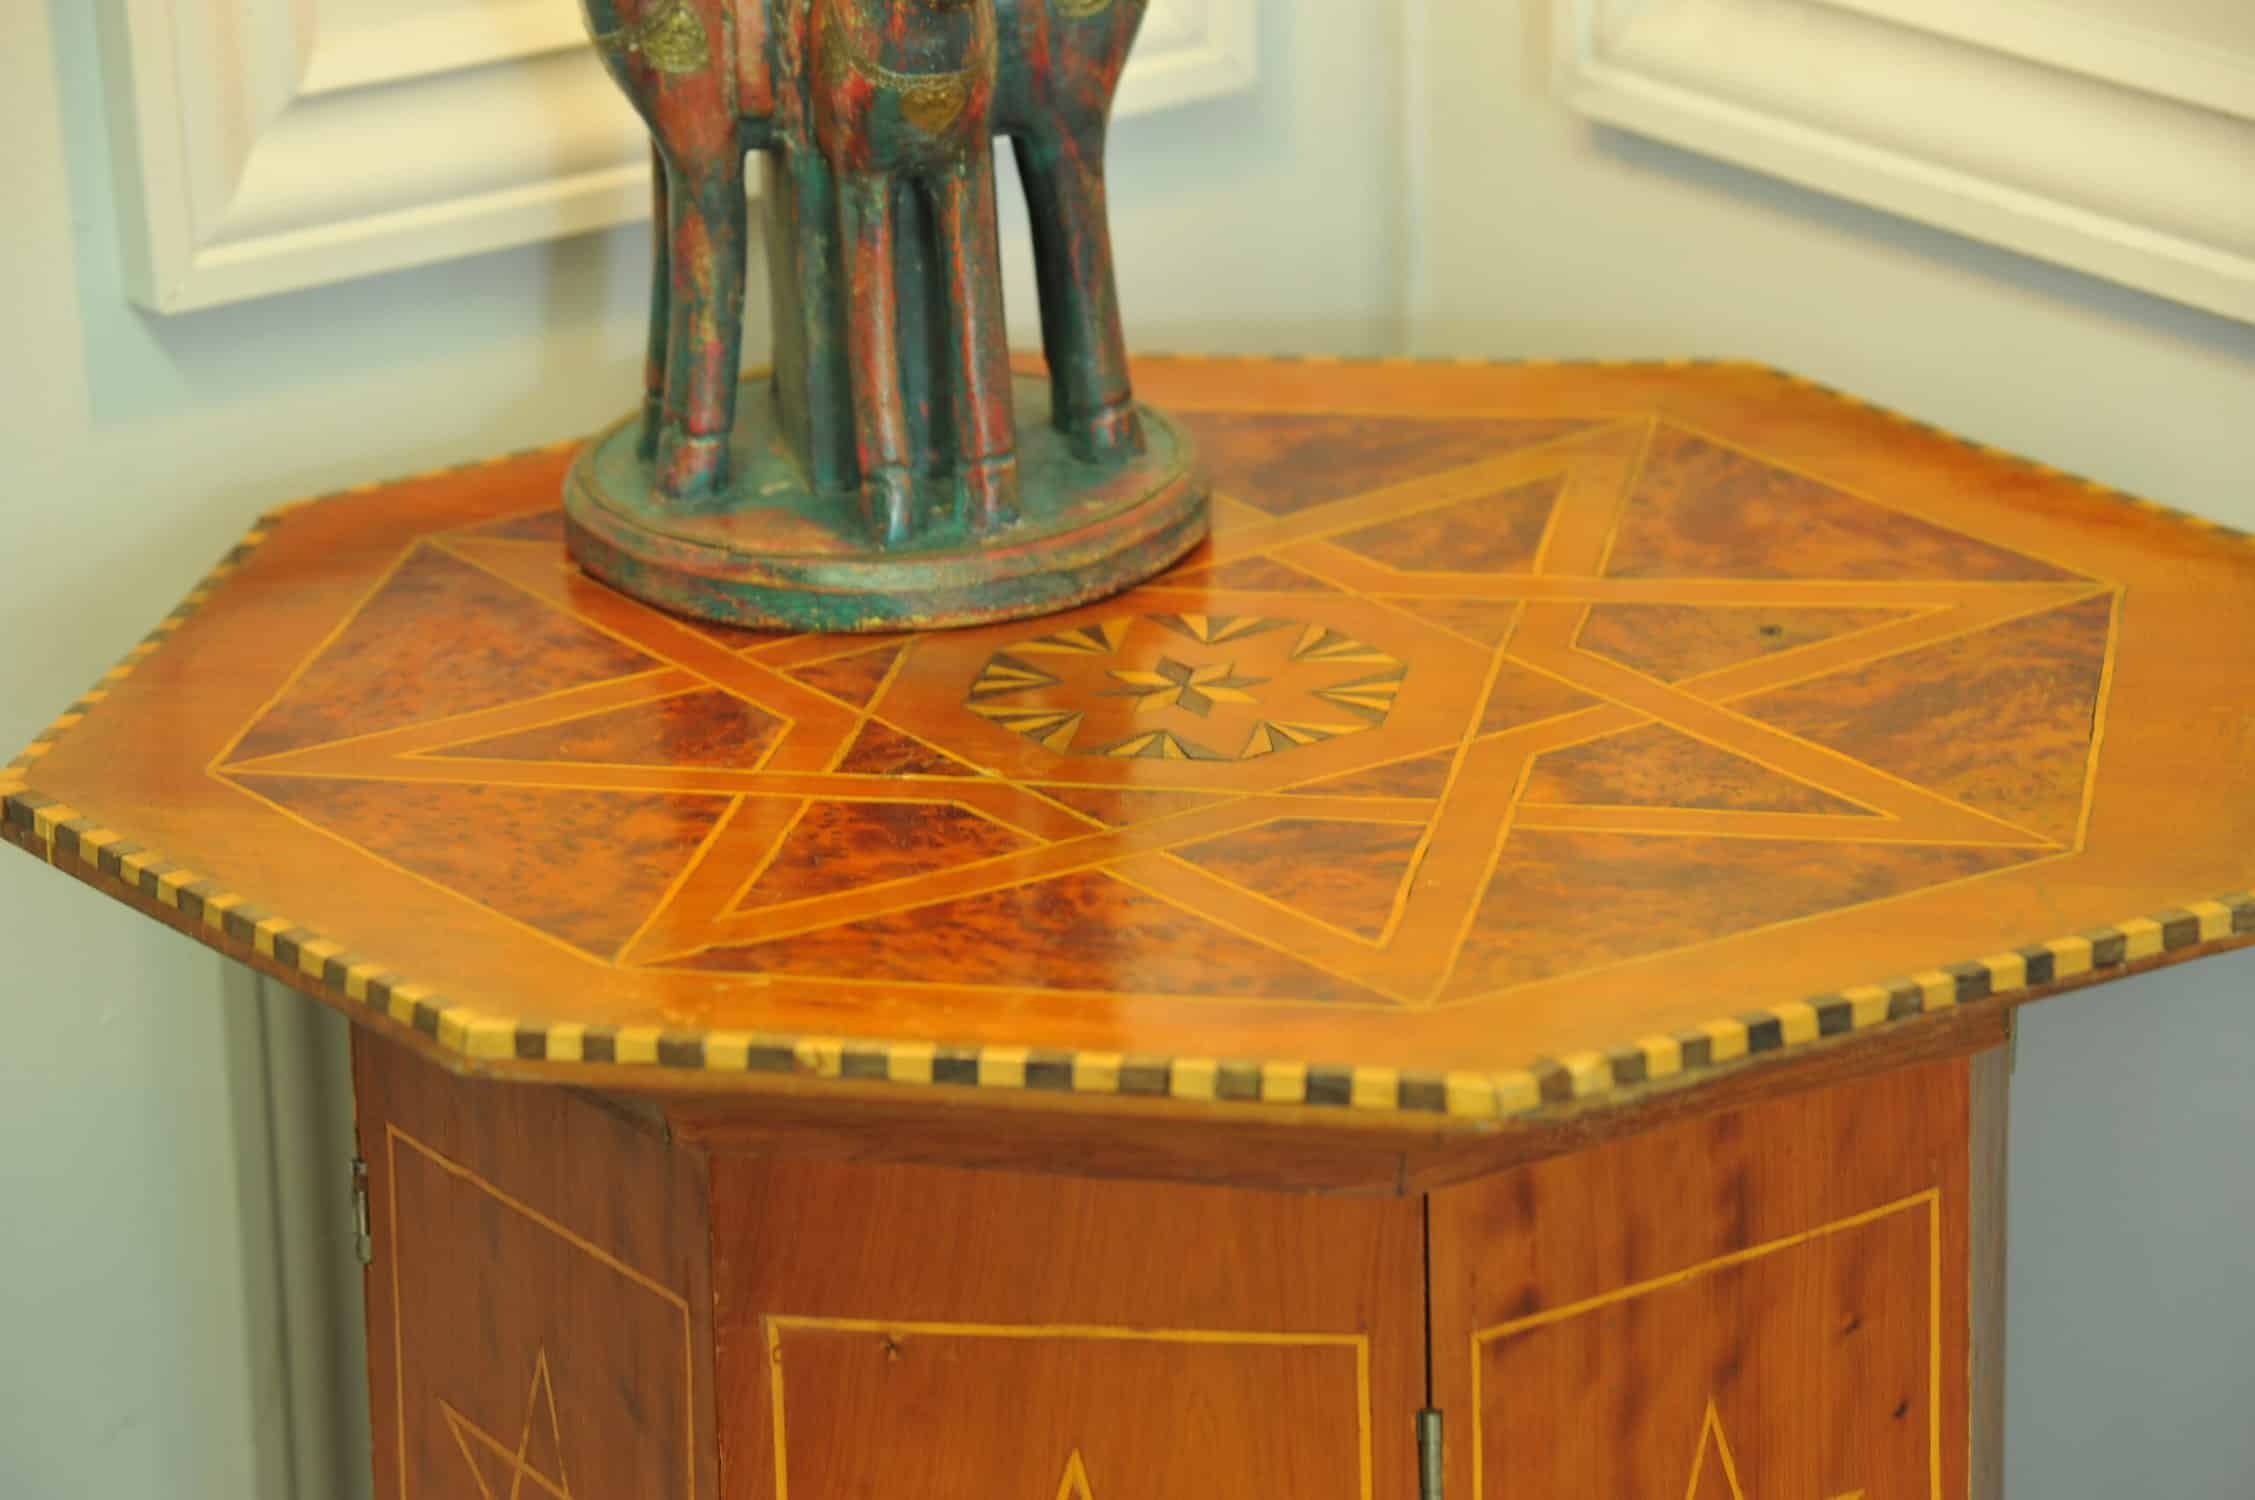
[1429,1059,1977,1500]
[355,1032,721,1500]
[708,1157,1426,1500]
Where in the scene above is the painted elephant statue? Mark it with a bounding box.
[581,0,1149,549]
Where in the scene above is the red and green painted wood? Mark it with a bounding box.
[571,0,1206,630]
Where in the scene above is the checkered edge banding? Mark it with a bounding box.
[7,783,2249,1118]
[4,397,2250,1120]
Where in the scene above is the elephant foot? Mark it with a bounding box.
[959,454,1021,534]
[657,430,731,505]
[1061,400,1146,465]
[635,396,665,463]
[862,465,919,549]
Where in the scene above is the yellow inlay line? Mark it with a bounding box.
[1474,1189,1938,1343]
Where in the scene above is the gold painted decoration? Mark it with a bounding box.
[635,1,712,74]
[819,0,995,133]
[589,0,712,77]
[902,79,972,134]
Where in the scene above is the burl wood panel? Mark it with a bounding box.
[1429,1057,1975,1500]
[706,1154,1425,1500]
[11,358,2255,1132]
[354,1032,720,1500]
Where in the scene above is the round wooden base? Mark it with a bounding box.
[563,374,1209,632]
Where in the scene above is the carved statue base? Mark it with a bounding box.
[564,372,1206,631]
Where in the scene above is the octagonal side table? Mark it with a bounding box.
[7,358,2251,1500]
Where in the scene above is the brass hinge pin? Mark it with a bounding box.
[1417,1408,1443,1500]
[350,1156,373,1267]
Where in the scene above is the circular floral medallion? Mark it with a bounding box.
[966,613,1406,761]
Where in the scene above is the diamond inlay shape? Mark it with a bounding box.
[432,688,785,770]
[1338,476,1566,574]
[679,869,1395,1004]
[1524,724,1874,816]
[1447,831,2045,997]
[1605,426,2079,581]
[730,801,1032,910]
[1178,411,1599,516]
[1177,819,1427,941]
[230,546,658,764]
[1576,603,1918,684]
[233,776,730,960]
[787,644,906,711]
[1746,595,2113,845]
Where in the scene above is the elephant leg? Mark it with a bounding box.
[1012,134,1078,439]
[764,147,858,496]
[1011,125,1141,463]
[933,156,1020,532]
[656,151,749,504]
[639,143,670,463]
[837,171,919,547]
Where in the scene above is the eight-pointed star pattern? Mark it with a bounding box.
[212,401,2115,1011]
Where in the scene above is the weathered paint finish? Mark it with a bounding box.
[581,0,1168,566]
[564,372,1208,631]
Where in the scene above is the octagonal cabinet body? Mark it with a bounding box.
[8,357,2253,1496]
[354,1031,1995,1499]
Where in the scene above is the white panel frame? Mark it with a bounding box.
[97,0,1260,314]
[1559,0,2255,323]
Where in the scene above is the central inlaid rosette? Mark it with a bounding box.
[965,614,1408,761]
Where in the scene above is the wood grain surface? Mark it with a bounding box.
[354,1032,721,1500]
[9,357,2253,1146]
[705,1154,1425,1500]
[1428,1055,1976,1500]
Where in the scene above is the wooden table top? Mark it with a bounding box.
[9,357,2252,1134]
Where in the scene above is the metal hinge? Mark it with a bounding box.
[350,1156,373,1266]
[1416,1408,1443,1500]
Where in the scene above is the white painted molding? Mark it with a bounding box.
[97,0,1261,315]
[1559,0,2255,324]
[1116,0,1260,120]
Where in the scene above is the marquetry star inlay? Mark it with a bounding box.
[1055,1447,1096,1500]
[442,1348,574,1500]
[212,405,2115,1007]
[1682,1400,1864,1500]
